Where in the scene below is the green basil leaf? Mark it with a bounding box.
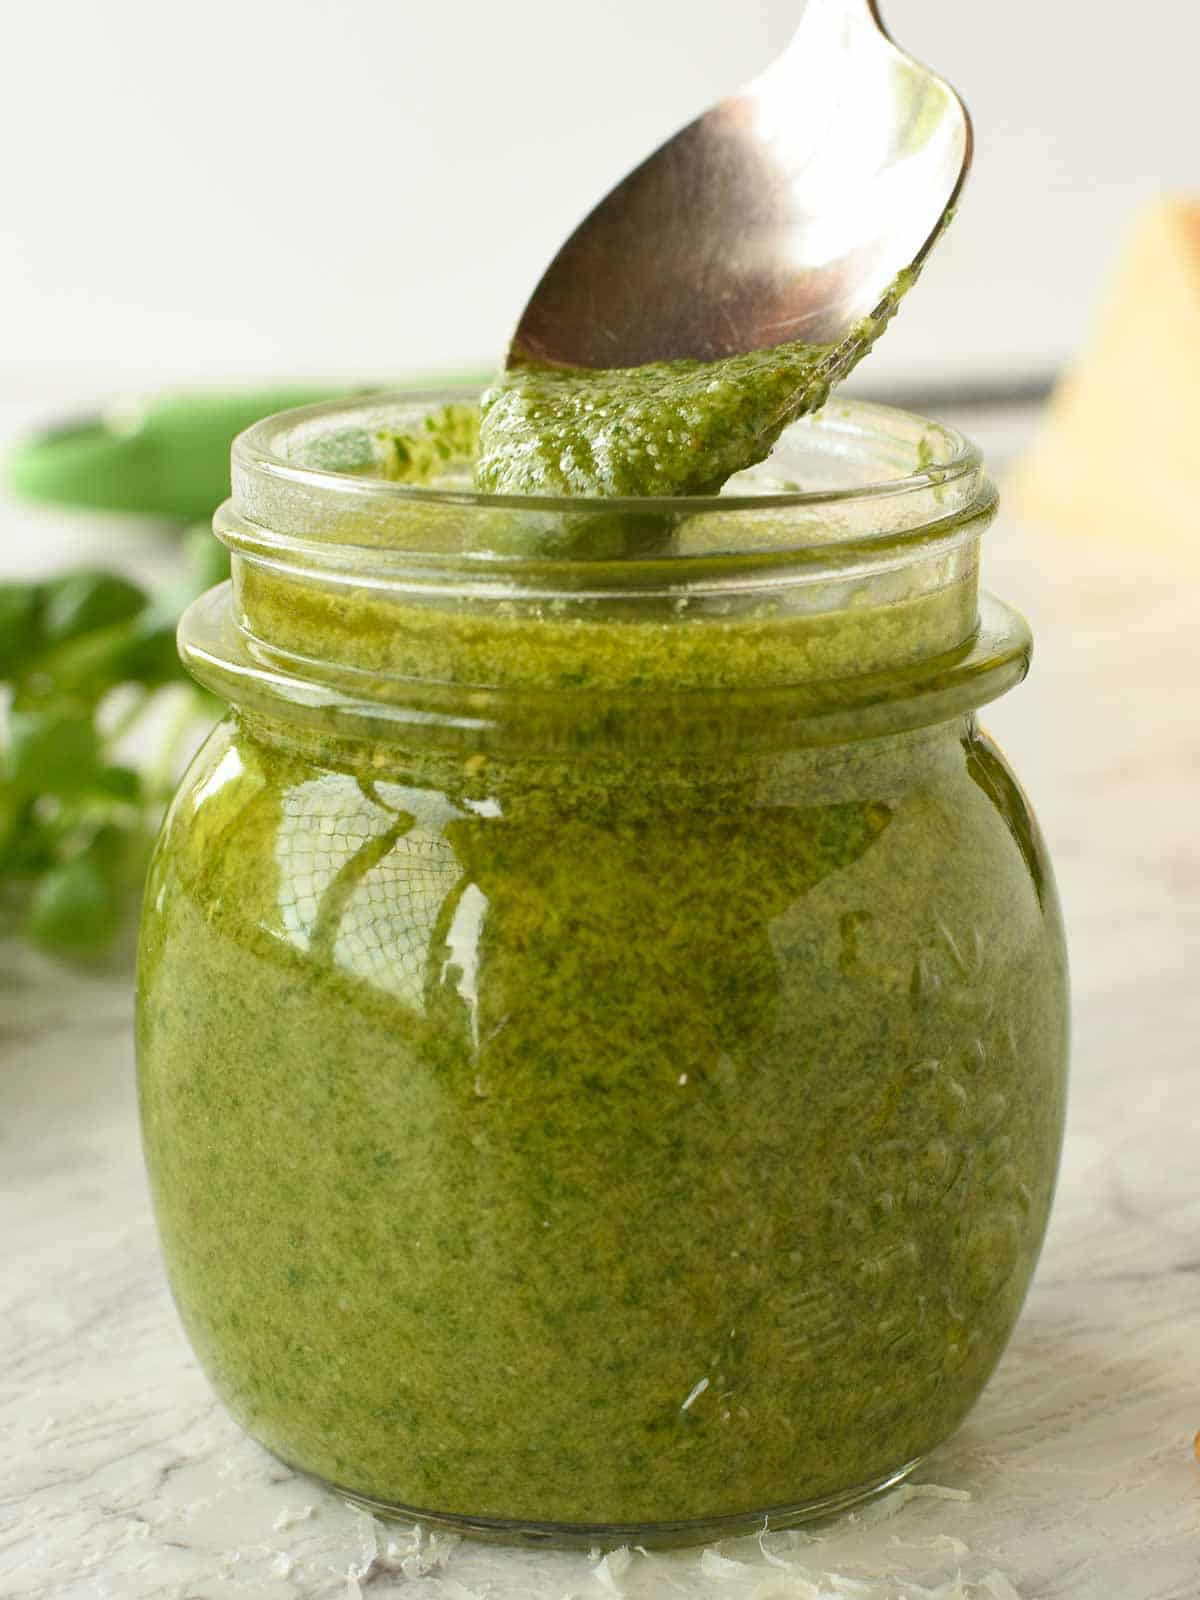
[94,764,142,802]
[0,784,30,869]
[26,839,124,953]
[6,710,100,795]
[26,616,153,701]
[0,583,44,679]
[42,570,148,644]
[117,617,183,687]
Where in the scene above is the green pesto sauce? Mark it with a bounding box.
[138,707,1067,1531]
[474,340,834,497]
[375,402,480,484]
[474,274,913,499]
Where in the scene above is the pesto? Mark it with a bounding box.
[474,340,835,497]
[138,705,1067,1533]
[475,274,913,498]
[375,402,480,484]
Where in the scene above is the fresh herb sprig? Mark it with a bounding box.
[0,529,227,956]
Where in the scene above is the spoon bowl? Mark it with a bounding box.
[509,0,971,371]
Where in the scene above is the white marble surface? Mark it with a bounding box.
[2,403,1199,1599]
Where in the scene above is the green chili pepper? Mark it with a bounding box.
[6,378,486,522]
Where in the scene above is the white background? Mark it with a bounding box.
[5,12,1200,1597]
[2,0,1197,392]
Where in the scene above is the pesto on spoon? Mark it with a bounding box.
[475,272,914,499]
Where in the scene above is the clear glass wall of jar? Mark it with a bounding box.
[137,393,1069,1548]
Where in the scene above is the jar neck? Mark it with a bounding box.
[222,510,987,696]
[179,395,1028,755]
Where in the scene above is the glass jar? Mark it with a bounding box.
[137,392,1068,1548]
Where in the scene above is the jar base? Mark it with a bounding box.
[305,1455,923,1551]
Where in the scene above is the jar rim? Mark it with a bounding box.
[232,387,983,525]
[208,390,1007,738]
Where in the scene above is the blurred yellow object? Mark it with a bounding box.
[1010,198,1200,551]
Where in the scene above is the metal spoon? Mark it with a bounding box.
[508,0,970,372]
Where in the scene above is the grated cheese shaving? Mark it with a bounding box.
[757,1526,795,1569]
[592,1544,634,1594]
[273,1502,317,1531]
[890,1534,971,1557]
[701,1548,747,1578]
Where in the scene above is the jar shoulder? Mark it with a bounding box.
[140,715,1065,990]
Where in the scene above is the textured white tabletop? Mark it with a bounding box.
[2,400,1198,1600]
